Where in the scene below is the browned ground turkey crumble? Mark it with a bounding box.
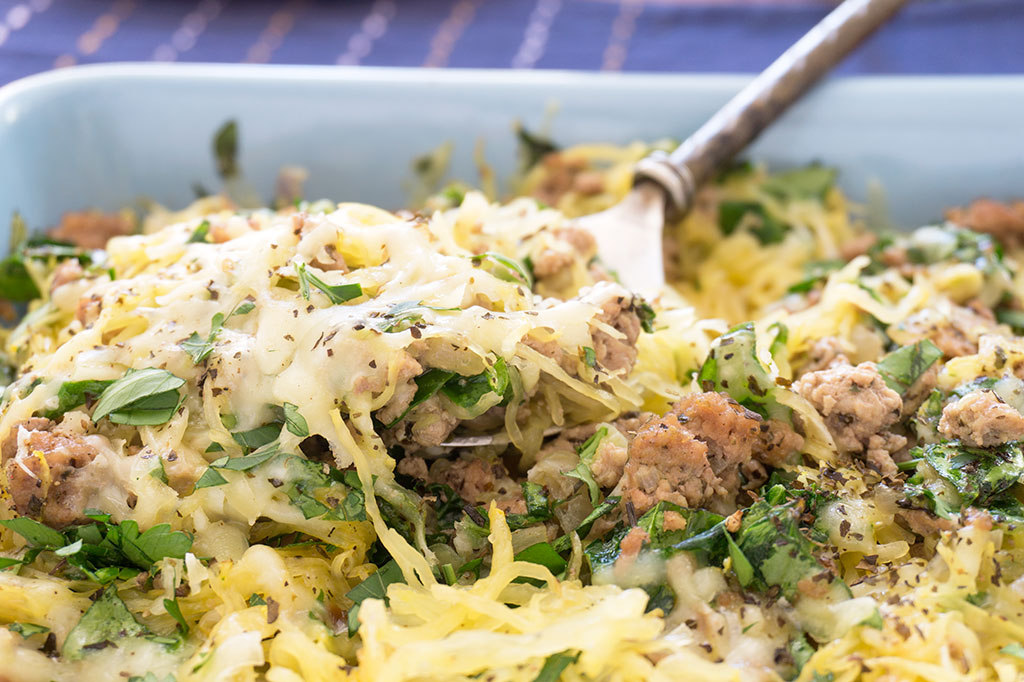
[798,336,851,376]
[1,418,103,528]
[49,210,135,250]
[946,198,1024,248]
[397,454,526,514]
[592,296,642,373]
[619,392,803,515]
[939,390,1024,447]
[531,227,597,281]
[899,302,1002,358]
[794,362,905,477]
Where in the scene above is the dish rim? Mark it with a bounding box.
[3,62,1024,106]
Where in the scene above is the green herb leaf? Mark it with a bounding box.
[533,650,579,682]
[506,482,554,531]
[345,560,405,636]
[859,609,884,630]
[283,403,309,438]
[213,120,239,180]
[164,597,189,634]
[295,261,362,304]
[440,357,511,411]
[214,444,281,472]
[43,379,115,420]
[1001,643,1024,660]
[0,557,24,570]
[564,427,607,505]
[324,469,367,522]
[0,213,40,301]
[582,346,597,368]
[107,389,183,426]
[182,304,250,365]
[718,200,789,245]
[762,165,837,200]
[877,340,943,395]
[181,330,215,365]
[187,220,210,244]
[467,252,533,288]
[194,468,228,489]
[0,517,66,548]
[514,542,567,575]
[637,300,656,333]
[55,538,84,557]
[91,369,185,425]
[787,259,845,294]
[382,368,456,428]
[8,622,49,638]
[373,301,461,333]
[726,531,755,587]
[551,495,621,554]
[515,125,559,171]
[63,586,150,659]
[231,423,280,451]
[248,593,267,606]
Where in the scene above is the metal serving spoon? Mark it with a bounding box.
[442,0,907,448]
[585,0,908,296]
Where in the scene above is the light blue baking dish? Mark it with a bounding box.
[0,63,1023,247]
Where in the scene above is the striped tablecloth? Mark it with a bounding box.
[0,0,1020,86]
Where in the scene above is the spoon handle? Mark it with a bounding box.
[634,0,908,216]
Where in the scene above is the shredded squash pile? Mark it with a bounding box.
[4,126,1024,682]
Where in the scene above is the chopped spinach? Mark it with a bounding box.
[514,542,567,576]
[761,165,837,201]
[505,482,554,530]
[584,502,727,578]
[549,495,621,554]
[7,622,49,638]
[907,440,1024,515]
[1,215,94,302]
[876,340,943,395]
[345,559,405,636]
[728,496,831,600]
[440,357,512,411]
[380,369,454,428]
[163,597,189,635]
[324,470,368,522]
[718,200,789,245]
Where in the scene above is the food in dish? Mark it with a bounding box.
[3,130,1024,681]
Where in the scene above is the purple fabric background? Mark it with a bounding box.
[0,0,1020,86]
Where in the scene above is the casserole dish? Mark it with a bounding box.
[0,64,1022,243]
